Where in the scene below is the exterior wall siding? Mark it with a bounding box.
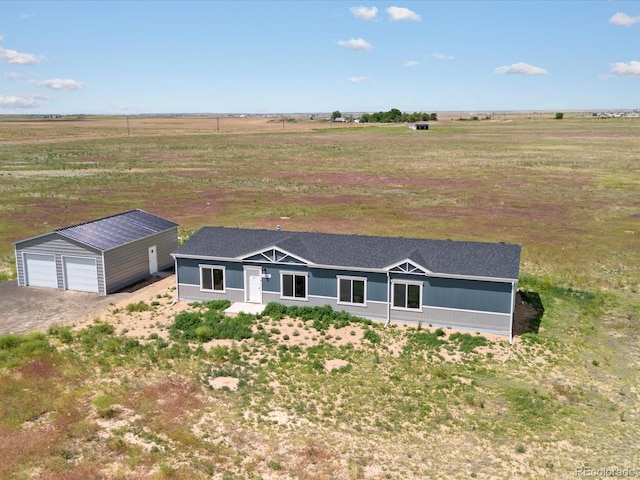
[178,284,245,303]
[15,234,104,293]
[104,228,178,293]
[177,258,244,289]
[174,257,515,337]
[423,277,512,313]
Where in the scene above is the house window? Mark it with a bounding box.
[392,281,422,310]
[200,265,225,292]
[338,276,366,305]
[281,272,307,300]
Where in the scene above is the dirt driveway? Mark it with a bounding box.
[0,275,176,336]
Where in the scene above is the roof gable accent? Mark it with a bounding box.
[387,259,430,275]
[243,247,308,265]
[56,209,177,251]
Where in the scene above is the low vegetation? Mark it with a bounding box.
[0,114,638,477]
[1,275,638,479]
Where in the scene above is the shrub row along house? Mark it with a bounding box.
[172,226,521,340]
[13,212,521,340]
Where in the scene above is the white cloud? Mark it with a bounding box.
[0,46,41,65]
[0,34,4,42]
[31,78,85,90]
[336,38,373,51]
[494,62,548,76]
[0,95,39,108]
[610,61,640,76]
[609,12,640,26]
[4,72,25,80]
[403,60,419,67]
[350,6,378,21]
[429,52,454,60]
[348,76,366,83]
[386,6,421,22]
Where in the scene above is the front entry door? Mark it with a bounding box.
[148,246,158,274]
[245,267,262,303]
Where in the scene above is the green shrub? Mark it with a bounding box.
[93,394,117,419]
[170,306,253,342]
[449,332,488,353]
[263,302,288,320]
[195,325,215,342]
[363,329,381,344]
[0,332,53,368]
[404,330,446,353]
[126,301,150,313]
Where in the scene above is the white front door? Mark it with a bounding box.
[245,267,262,303]
[148,245,158,274]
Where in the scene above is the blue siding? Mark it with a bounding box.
[177,258,244,289]
[424,277,511,313]
[308,269,387,301]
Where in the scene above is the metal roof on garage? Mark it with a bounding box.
[57,209,178,251]
[16,209,178,251]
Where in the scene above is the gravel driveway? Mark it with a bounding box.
[0,276,170,336]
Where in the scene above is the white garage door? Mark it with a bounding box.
[24,253,58,289]
[64,257,99,293]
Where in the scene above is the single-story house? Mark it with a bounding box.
[14,209,178,295]
[172,227,521,340]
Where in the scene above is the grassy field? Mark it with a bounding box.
[0,114,639,478]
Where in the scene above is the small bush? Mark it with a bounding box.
[449,332,488,353]
[93,394,117,419]
[126,301,150,313]
[363,329,381,344]
[195,326,214,342]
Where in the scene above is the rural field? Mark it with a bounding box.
[0,113,639,479]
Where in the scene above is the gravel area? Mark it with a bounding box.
[0,274,172,336]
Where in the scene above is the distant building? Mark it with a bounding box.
[411,123,429,130]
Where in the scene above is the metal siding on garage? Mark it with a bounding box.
[64,257,99,293]
[24,253,57,288]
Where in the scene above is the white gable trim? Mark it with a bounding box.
[241,246,310,265]
[386,259,431,275]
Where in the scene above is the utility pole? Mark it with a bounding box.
[126,116,130,135]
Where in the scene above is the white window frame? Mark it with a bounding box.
[391,280,423,311]
[280,271,308,301]
[199,265,226,292]
[337,275,367,306]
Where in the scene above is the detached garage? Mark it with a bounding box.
[14,209,178,295]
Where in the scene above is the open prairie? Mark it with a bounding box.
[0,113,638,290]
[1,114,639,479]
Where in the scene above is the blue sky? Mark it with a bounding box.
[1,1,639,114]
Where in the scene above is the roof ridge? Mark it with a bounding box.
[56,209,142,232]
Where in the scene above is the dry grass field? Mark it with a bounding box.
[0,113,639,479]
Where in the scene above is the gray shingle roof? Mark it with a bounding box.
[174,227,521,280]
[56,209,178,251]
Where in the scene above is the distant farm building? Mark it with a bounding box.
[14,210,178,295]
[411,124,429,130]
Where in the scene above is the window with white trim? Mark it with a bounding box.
[281,272,307,300]
[200,265,225,292]
[338,276,366,305]
[392,281,422,310]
